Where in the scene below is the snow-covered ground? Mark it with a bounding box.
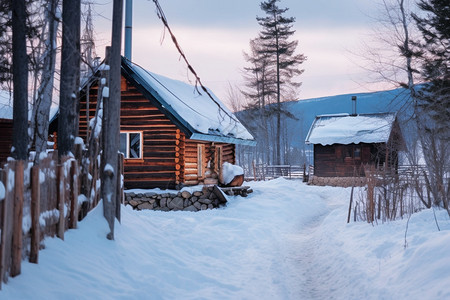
[2,178,450,299]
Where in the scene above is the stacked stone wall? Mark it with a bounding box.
[125,186,252,212]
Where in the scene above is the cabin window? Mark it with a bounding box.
[214,145,223,173]
[120,131,142,159]
[354,147,361,159]
[197,144,205,179]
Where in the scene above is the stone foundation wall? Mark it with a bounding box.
[308,176,367,187]
[125,186,252,212]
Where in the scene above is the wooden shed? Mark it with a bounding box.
[305,112,404,178]
[68,57,255,189]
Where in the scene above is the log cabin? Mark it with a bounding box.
[51,57,255,189]
[305,112,404,179]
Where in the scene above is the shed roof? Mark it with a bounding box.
[121,58,255,146]
[305,112,397,146]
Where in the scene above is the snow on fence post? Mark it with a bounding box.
[11,160,24,277]
[29,165,40,263]
[69,159,78,229]
[56,164,65,240]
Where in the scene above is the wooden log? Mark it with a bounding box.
[69,160,78,229]
[29,166,40,264]
[56,164,65,240]
[11,160,24,277]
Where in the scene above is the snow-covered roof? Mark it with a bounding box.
[122,58,255,146]
[305,112,397,146]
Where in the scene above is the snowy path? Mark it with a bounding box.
[2,178,450,299]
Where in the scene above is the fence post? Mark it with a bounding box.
[11,160,24,277]
[69,160,78,229]
[29,166,40,263]
[116,153,124,222]
[0,165,14,285]
[56,164,65,240]
[0,168,6,288]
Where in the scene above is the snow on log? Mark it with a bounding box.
[219,162,244,187]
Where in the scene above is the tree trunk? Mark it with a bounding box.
[32,0,59,163]
[102,0,123,240]
[58,0,81,158]
[11,0,28,161]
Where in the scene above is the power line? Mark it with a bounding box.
[151,0,238,123]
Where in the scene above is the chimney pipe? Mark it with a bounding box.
[351,96,357,116]
[124,0,132,60]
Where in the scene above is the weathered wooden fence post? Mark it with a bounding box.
[116,153,124,222]
[29,165,40,263]
[11,160,24,277]
[69,160,78,229]
[56,164,65,240]
[0,165,14,285]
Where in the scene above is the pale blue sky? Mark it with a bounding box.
[91,0,385,107]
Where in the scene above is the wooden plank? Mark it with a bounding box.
[69,160,78,229]
[56,164,65,240]
[0,168,9,286]
[11,160,24,277]
[1,165,14,284]
[29,166,40,264]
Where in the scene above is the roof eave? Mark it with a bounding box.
[189,133,256,146]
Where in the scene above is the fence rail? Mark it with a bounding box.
[245,164,309,181]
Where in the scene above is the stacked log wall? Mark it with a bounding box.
[79,75,238,189]
[80,76,178,189]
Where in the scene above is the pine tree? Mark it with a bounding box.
[412,0,450,139]
[256,0,306,164]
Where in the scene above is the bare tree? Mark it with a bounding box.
[11,0,28,161]
[30,0,59,163]
[58,0,80,159]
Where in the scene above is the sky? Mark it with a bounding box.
[90,0,385,107]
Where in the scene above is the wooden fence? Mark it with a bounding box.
[0,150,124,289]
[246,164,309,181]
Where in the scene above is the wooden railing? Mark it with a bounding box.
[245,164,310,181]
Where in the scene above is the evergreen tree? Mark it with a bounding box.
[412,0,450,139]
[256,0,306,164]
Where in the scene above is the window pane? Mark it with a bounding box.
[120,133,127,158]
[129,133,141,158]
[354,147,361,158]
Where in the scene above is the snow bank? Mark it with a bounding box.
[1,179,449,299]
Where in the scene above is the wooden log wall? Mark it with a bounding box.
[80,76,179,189]
[181,140,235,186]
[314,143,389,177]
[79,75,238,189]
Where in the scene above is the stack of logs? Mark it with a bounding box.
[125,185,252,212]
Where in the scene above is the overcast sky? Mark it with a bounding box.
[91,0,385,107]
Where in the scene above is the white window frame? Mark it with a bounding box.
[120,131,143,160]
